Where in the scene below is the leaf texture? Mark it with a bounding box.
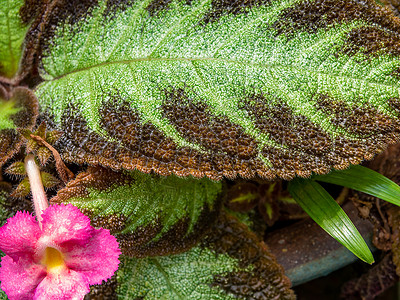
[0,0,30,78]
[115,212,295,299]
[313,165,400,207]
[288,178,374,263]
[0,87,38,167]
[51,166,222,257]
[33,0,400,180]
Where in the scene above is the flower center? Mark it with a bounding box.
[42,247,65,273]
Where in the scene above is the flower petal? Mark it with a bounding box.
[0,255,46,300]
[40,204,93,248]
[65,228,120,285]
[33,268,90,300]
[0,211,41,261]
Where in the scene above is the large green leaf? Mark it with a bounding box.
[0,0,30,78]
[288,178,374,263]
[117,248,239,299]
[4,4,398,297]
[313,165,400,207]
[51,166,222,257]
[33,0,400,180]
[114,212,295,299]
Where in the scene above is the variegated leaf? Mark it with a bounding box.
[31,0,400,180]
[89,212,295,299]
[51,166,222,257]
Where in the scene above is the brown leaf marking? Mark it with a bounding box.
[273,0,400,36]
[204,212,295,300]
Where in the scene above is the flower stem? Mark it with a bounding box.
[24,154,48,228]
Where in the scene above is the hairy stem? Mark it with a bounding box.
[24,154,48,228]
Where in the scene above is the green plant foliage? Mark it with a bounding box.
[288,178,374,263]
[0,100,20,130]
[31,0,400,180]
[51,166,222,257]
[113,212,295,300]
[0,87,38,167]
[313,165,400,207]
[117,248,238,299]
[0,0,30,78]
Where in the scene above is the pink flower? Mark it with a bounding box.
[0,204,121,299]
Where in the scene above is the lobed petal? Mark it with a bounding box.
[40,204,93,248]
[33,268,90,300]
[0,211,41,261]
[64,228,120,285]
[0,255,46,300]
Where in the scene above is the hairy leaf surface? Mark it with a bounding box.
[0,87,38,167]
[115,212,294,299]
[0,0,30,78]
[51,166,222,257]
[33,0,400,180]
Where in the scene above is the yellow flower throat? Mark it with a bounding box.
[42,247,65,273]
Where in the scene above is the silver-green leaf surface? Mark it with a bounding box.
[33,0,400,179]
[51,166,222,257]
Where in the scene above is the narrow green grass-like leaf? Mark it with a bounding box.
[288,178,374,264]
[313,165,400,207]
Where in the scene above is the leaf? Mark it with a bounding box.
[0,101,20,130]
[288,178,374,263]
[313,165,400,207]
[114,212,295,300]
[0,87,38,167]
[31,0,400,180]
[0,0,30,78]
[10,177,30,198]
[40,172,60,189]
[51,166,223,257]
[4,161,25,176]
[117,248,239,299]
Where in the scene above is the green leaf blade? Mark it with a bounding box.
[114,212,295,300]
[314,165,400,207]
[33,0,400,180]
[288,178,374,263]
[0,0,30,78]
[117,248,238,300]
[51,166,223,257]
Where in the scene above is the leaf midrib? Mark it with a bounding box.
[47,56,400,91]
